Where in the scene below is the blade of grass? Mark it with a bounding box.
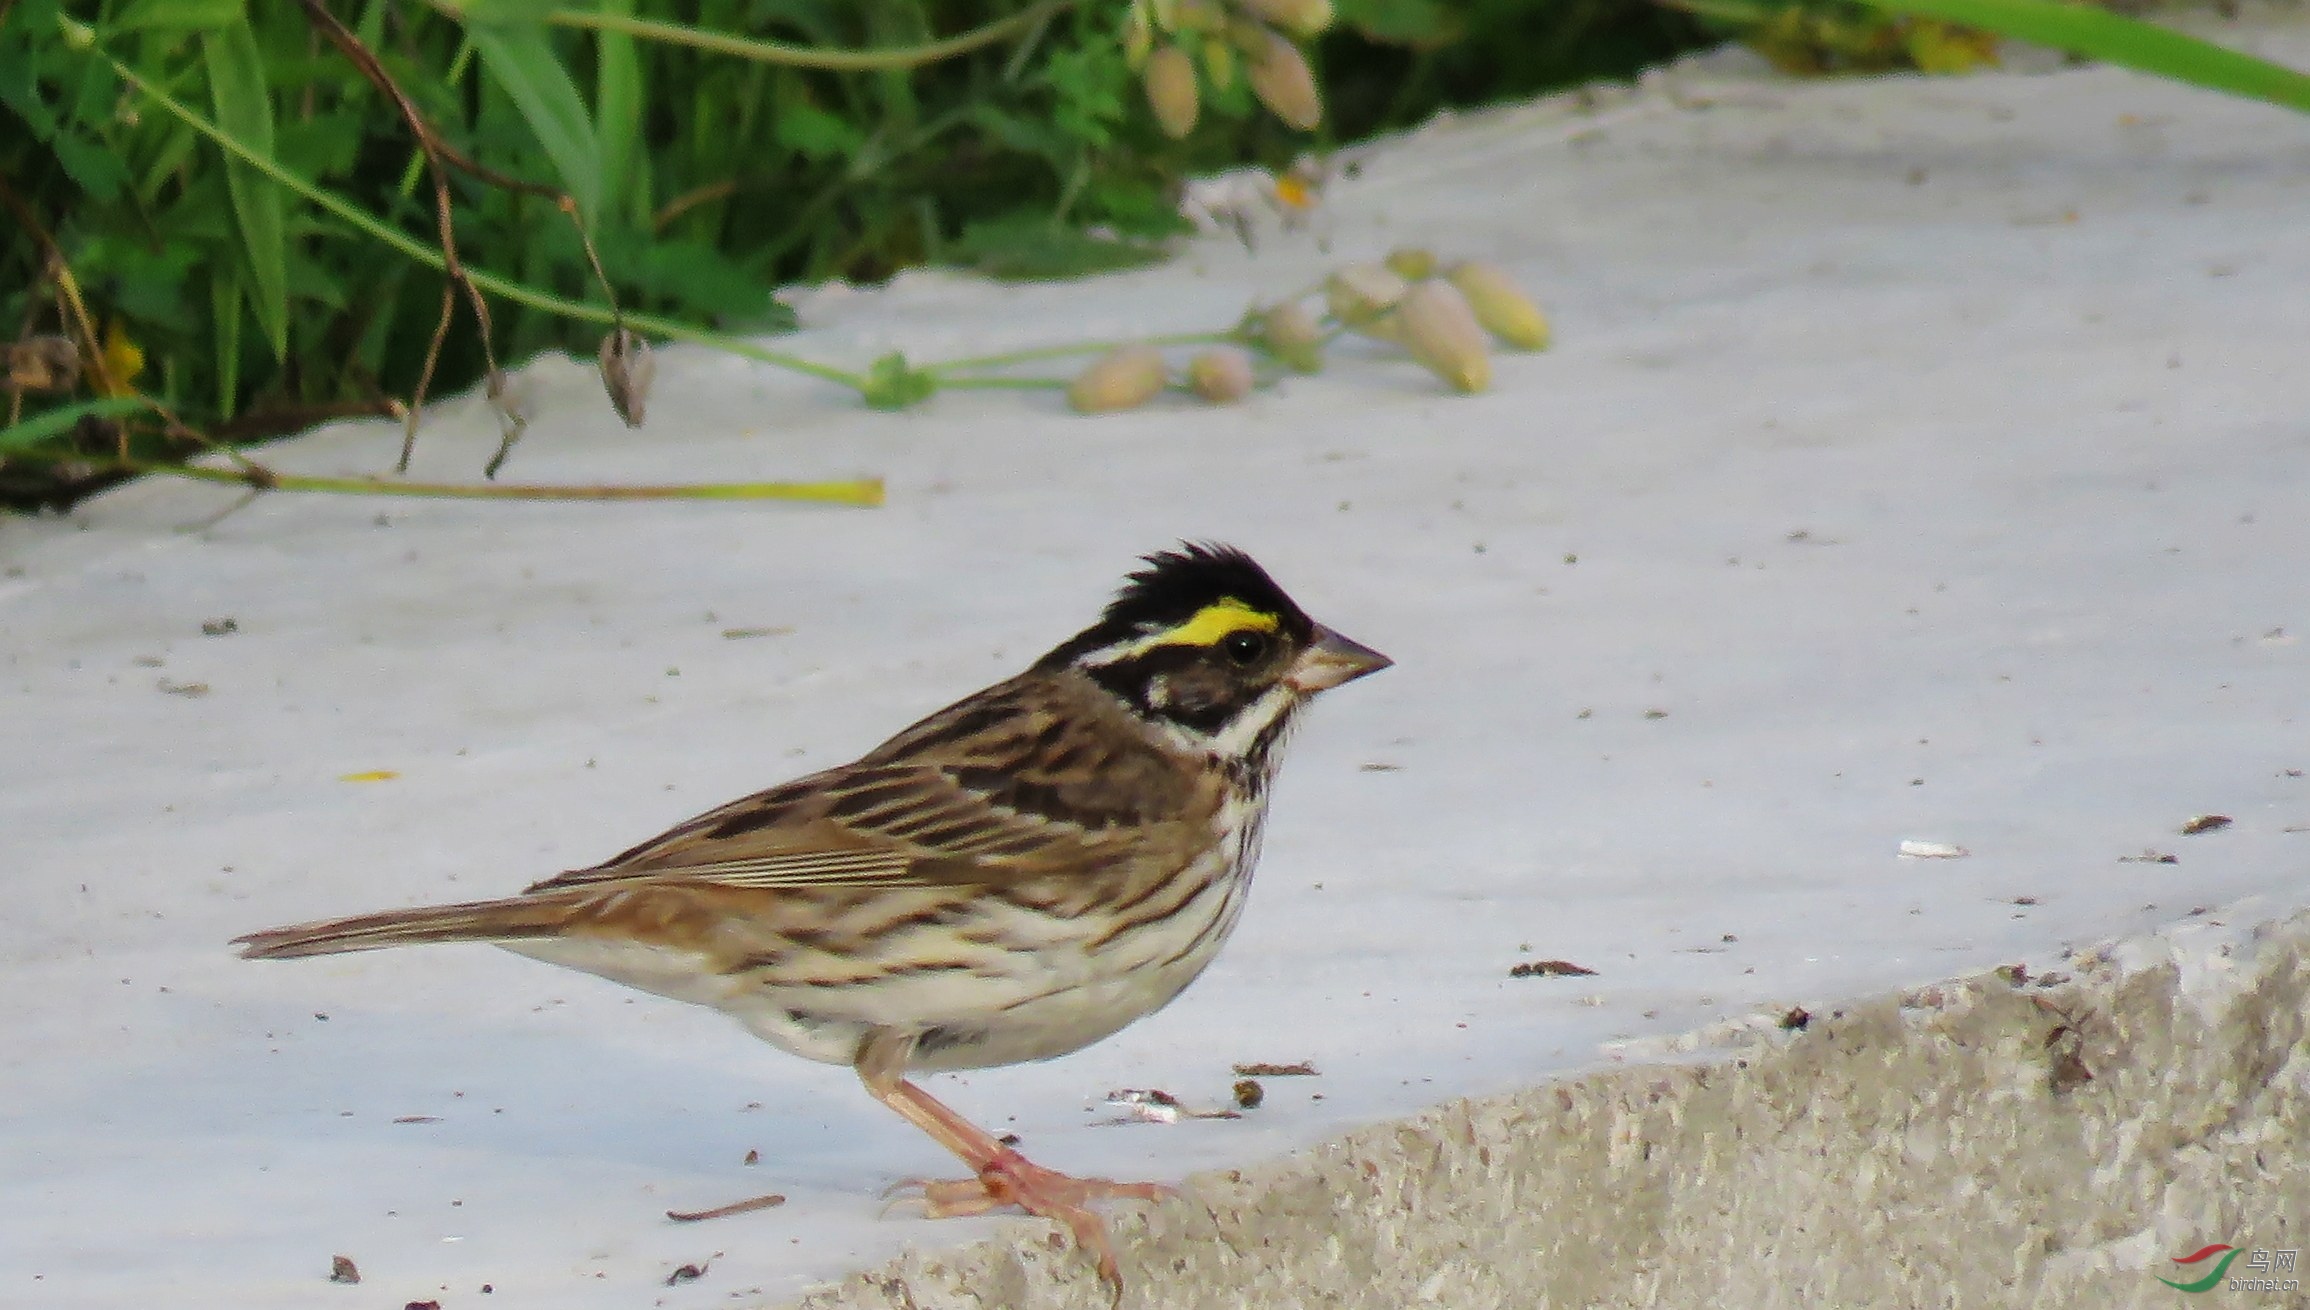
[468,20,605,224]
[1847,0,2310,112]
[201,15,291,360]
[211,274,245,416]
[0,396,155,454]
[593,0,646,226]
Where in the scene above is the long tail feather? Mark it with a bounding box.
[233,896,579,960]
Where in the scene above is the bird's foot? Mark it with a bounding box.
[891,1148,1171,1289]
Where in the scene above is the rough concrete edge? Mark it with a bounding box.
[787,906,2310,1309]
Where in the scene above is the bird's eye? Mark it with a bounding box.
[1221,629,1268,666]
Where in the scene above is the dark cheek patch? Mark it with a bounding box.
[1159,665,1247,735]
[1089,642,1270,737]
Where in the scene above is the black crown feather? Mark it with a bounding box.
[1036,543,1314,671]
[1102,543,1310,634]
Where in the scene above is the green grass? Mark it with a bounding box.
[4,0,2308,508]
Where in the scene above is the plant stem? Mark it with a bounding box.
[932,330,1232,374]
[935,375,1069,391]
[155,461,884,505]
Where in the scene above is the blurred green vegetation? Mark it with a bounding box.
[0,0,1702,503]
[4,0,2307,506]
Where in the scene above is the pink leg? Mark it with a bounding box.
[864,1065,1170,1293]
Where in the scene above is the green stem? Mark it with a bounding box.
[936,374,1068,391]
[545,0,1076,73]
[156,461,884,505]
[81,27,867,393]
[932,330,1233,374]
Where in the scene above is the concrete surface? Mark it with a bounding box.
[798,907,2309,1309]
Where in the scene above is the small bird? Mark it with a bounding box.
[235,543,1389,1293]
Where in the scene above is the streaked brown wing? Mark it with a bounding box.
[525,671,1207,896]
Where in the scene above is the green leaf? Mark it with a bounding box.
[0,397,153,455]
[946,214,1171,281]
[624,239,779,319]
[1845,0,2310,112]
[112,0,242,31]
[774,100,864,160]
[201,17,289,362]
[1333,0,1457,46]
[468,22,603,224]
[47,130,130,201]
[0,31,63,138]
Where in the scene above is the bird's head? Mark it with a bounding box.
[1040,543,1391,760]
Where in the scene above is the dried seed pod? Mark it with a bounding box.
[597,328,655,428]
[1383,247,1436,281]
[1144,45,1200,139]
[5,335,80,393]
[1395,279,1492,393]
[1068,345,1169,413]
[1187,347,1255,403]
[1255,301,1325,372]
[1246,30,1322,132]
[1325,263,1409,332]
[1446,261,1550,350]
[1235,0,1334,38]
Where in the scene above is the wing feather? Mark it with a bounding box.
[524,673,1210,897]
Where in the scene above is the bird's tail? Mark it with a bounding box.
[233,895,579,960]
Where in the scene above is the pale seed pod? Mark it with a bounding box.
[1395,279,1492,393]
[1188,347,1255,403]
[1447,261,1550,350]
[1256,301,1324,372]
[1235,0,1334,38]
[1144,45,1200,139]
[1246,30,1322,132]
[1068,345,1169,413]
[1384,247,1436,281]
[1324,262,1409,331]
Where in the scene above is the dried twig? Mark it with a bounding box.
[667,1194,785,1222]
[295,0,513,472]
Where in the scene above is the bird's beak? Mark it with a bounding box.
[1287,626,1393,693]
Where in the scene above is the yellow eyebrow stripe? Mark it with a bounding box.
[1150,598,1280,649]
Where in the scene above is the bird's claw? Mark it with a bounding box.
[886,1150,1171,1292]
